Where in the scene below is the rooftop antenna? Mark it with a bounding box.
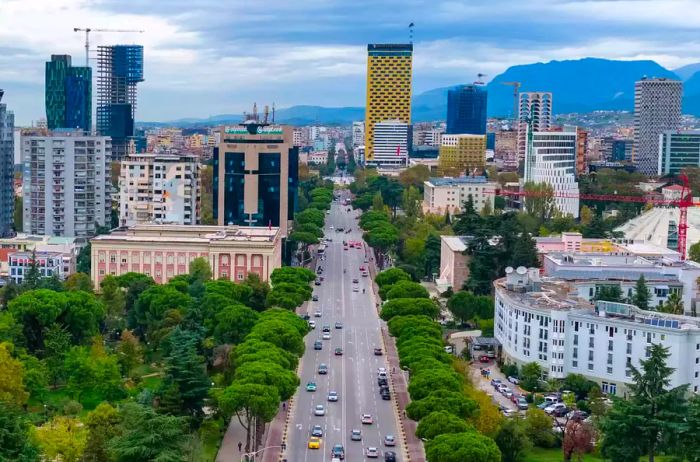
[272,102,275,124]
[252,102,258,122]
[263,105,269,124]
[409,22,415,44]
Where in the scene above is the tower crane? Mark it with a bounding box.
[73,28,145,67]
[501,81,521,122]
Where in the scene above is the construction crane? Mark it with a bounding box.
[489,173,699,259]
[501,81,521,122]
[73,28,145,67]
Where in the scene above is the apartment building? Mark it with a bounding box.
[8,251,64,284]
[423,176,497,215]
[437,134,486,176]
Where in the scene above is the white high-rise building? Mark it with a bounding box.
[22,133,112,238]
[633,78,683,175]
[369,120,409,167]
[524,129,579,218]
[119,153,201,227]
[352,121,364,147]
[517,92,552,159]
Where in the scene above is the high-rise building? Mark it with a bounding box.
[517,92,552,159]
[213,121,298,236]
[446,84,487,135]
[437,134,486,176]
[119,153,201,227]
[352,121,364,147]
[658,131,700,175]
[22,133,112,238]
[600,137,632,162]
[45,55,92,132]
[633,78,683,175]
[524,129,579,218]
[364,44,413,164]
[0,90,14,237]
[369,120,409,167]
[97,45,144,160]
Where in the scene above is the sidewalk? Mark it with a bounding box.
[368,251,426,462]
[216,416,249,462]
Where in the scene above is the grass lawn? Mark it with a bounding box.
[524,448,674,462]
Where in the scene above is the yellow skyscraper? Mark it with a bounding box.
[364,44,413,165]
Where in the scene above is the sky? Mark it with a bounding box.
[2,0,700,125]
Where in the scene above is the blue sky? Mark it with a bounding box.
[1,0,699,124]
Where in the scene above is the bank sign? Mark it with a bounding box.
[224,126,283,135]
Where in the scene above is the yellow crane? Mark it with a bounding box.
[73,27,145,67]
[501,81,521,122]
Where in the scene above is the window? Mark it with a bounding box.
[237,272,244,281]
[588,363,593,371]
[607,367,613,374]
[608,340,614,351]
[572,360,578,368]
[607,353,613,365]
[609,383,617,395]
[167,255,174,264]
[626,343,632,355]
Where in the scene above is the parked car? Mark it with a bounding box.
[502,408,517,418]
[315,279,321,286]
[552,406,569,417]
[479,355,491,363]
[517,397,529,410]
[507,376,520,385]
[545,403,567,415]
[490,378,502,388]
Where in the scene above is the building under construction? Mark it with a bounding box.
[96,45,144,160]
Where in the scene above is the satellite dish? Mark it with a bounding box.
[505,266,514,274]
[516,266,527,275]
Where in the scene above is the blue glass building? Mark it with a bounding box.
[45,55,91,132]
[446,85,487,135]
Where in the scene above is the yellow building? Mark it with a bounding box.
[437,134,486,176]
[364,44,413,163]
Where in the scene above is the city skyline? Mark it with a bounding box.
[2,0,700,125]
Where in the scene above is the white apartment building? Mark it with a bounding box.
[495,267,700,395]
[119,153,201,227]
[352,122,364,147]
[413,129,444,147]
[368,120,409,167]
[517,92,553,159]
[524,130,580,218]
[423,176,497,215]
[633,78,682,175]
[22,133,111,238]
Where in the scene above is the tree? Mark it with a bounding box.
[83,403,121,462]
[406,389,477,421]
[384,280,429,300]
[35,416,87,462]
[63,341,124,402]
[23,250,41,290]
[563,420,595,462]
[631,275,651,310]
[519,362,543,392]
[525,409,558,448]
[509,232,539,268]
[561,374,600,401]
[247,320,305,356]
[162,328,211,418]
[63,273,94,292]
[0,401,40,461]
[375,268,411,288]
[523,181,557,222]
[109,403,187,462]
[214,304,259,345]
[679,395,700,460]
[600,344,688,462]
[44,323,72,386]
[689,241,700,263]
[8,289,66,352]
[416,411,471,440]
[217,382,280,453]
[116,329,143,375]
[659,292,684,315]
[188,257,212,283]
[372,191,385,211]
[480,200,493,217]
[63,291,106,345]
[131,285,191,342]
[594,285,623,303]
[242,273,270,312]
[424,234,442,278]
[408,369,463,401]
[101,276,126,335]
[19,353,48,401]
[464,385,503,437]
[235,360,299,401]
[495,418,532,462]
[425,431,501,462]
[447,291,478,324]
[77,243,92,274]
[0,343,29,406]
[380,298,440,321]
[580,205,594,226]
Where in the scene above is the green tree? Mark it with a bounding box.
[8,289,66,352]
[116,329,143,375]
[162,328,211,418]
[523,181,557,222]
[63,291,106,345]
[407,369,463,401]
[235,360,299,401]
[425,431,501,462]
[35,416,87,462]
[384,280,429,300]
[77,243,92,274]
[520,362,543,392]
[372,191,385,212]
[109,403,187,462]
[83,402,121,462]
[689,241,700,263]
[214,304,259,345]
[0,401,40,461]
[0,342,29,406]
[415,411,471,440]
[447,291,477,324]
[495,418,532,462]
[509,232,539,268]
[44,323,72,386]
[242,273,270,312]
[63,273,94,292]
[131,285,191,342]
[424,234,442,278]
[678,395,700,460]
[217,382,280,453]
[561,373,600,401]
[375,268,411,288]
[380,298,440,321]
[600,344,688,462]
[23,250,41,290]
[525,409,558,448]
[19,353,48,401]
[659,292,684,315]
[188,257,212,283]
[631,275,651,310]
[594,285,623,303]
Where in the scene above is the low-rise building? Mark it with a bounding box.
[436,235,470,292]
[90,224,282,288]
[495,267,700,395]
[8,251,64,284]
[423,176,497,215]
[308,151,329,165]
[0,234,79,280]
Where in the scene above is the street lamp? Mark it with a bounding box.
[240,445,285,462]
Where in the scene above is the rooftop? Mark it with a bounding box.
[615,207,700,257]
[442,235,469,252]
[92,224,280,244]
[427,176,494,187]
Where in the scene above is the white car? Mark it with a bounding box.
[507,376,519,385]
[366,447,379,458]
[314,404,325,416]
[377,367,387,375]
[328,391,339,402]
[322,332,331,340]
[361,414,373,424]
[309,320,316,329]
[544,403,567,415]
[502,408,517,418]
[384,435,396,446]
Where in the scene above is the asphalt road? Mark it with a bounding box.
[286,191,402,462]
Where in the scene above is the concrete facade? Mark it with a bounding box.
[423,176,497,215]
[437,235,470,291]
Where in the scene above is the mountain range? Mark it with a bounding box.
[142,58,700,127]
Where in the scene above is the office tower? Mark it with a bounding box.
[517,92,553,159]
[213,120,298,236]
[370,120,409,167]
[0,90,14,237]
[352,121,364,147]
[437,134,486,176]
[119,153,201,227]
[658,131,700,175]
[446,84,487,135]
[524,129,579,218]
[633,77,683,175]
[45,55,92,132]
[364,44,413,164]
[22,132,111,237]
[97,45,144,160]
[600,137,632,162]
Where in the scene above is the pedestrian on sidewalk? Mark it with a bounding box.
[282,402,286,411]
[238,441,242,452]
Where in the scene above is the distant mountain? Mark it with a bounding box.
[674,62,700,81]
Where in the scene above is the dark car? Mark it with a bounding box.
[552,406,569,417]
[331,444,345,459]
[335,347,343,356]
[315,279,321,286]
[378,377,388,387]
[335,322,343,329]
[312,295,319,301]
[381,390,391,400]
[374,348,383,356]
[314,340,323,350]
[384,451,397,462]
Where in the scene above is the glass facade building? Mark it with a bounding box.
[659,131,700,175]
[446,85,487,135]
[0,90,14,237]
[45,55,91,132]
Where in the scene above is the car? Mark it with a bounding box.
[384,451,397,462]
[352,278,359,283]
[510,393,520,404]
[311,425,323,437]
[308,437,321,449]
[327,391,338,402]
[350,429,362,441]
[517,397,529,410]
[366,447,379,458]
[329,226,334,230]
[502,408,517,418]
[322,325,331,332]
[318,363,328,375]
[337,228,344,232]
[314,310,322,317]
[315,279,321,286]
[374,348,383,355]
[331,444,345,459]
[362,272,368,277]
[364,258,369,263]
[306,382,317,392]
[384,435,396,446]
[498,384,509,394]
[545,403,567,415]
[508,376,520,385]
[335,322,343,329]
[552,406,569,417]
[479,355,491,363]
[352,286,359,292]
[309,320,316,329]
[319,276,325,281]
[314,340,322,350]
[377,367,387,375]
[567,410,589,421]
[312,295,319,301]
[381,391,391,400]
[334,347,343,356]
[322,332,331,340]
[490,378,502,388]
[314,404,326,416]
[361,414,373,424]
[504,390,514,399]
[378,377,388,387]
